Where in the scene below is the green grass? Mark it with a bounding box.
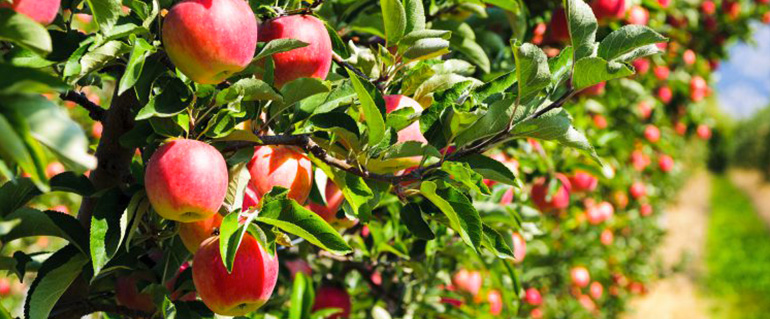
[705,176,770,318]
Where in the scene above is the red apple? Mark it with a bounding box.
[452,269,483,296]
[600,229,614,245]
[653,66,670,80]
[531,174,572,212]
[657,86,672,104]
[145,139,228,222]
[644,125,660,143]
[193,234,279,316]
[690,75,708,102]
[701,0,716,14]
[658,154,674,172]
[630,181,647,199]
[613,191,629,210]
[569,171,598,193]
[579,294,596,310]
[46,161,65,178]
[548,8,570,43]
[532,22,547,44]
[631,150,651,171]
[307,181,355,228]
[248,145,313,204]
[640,203,653,216]
[162,0,258,84]
[591,0,626,20]
[657,0,670,8]
[763,12,770,24]
[696,124,711,139]
[531,308,544,318]
[593,114,608,129]
[259,15,332,88]
[178,213,224,253]
[284,259,313,280]
[0,277,11,296]
[675,122,687,135]
[242,184,260,210]
[581,82,606,96]
[487,290,503,315]
[637,100,652,119]
[590,282,604,299]
[312,285,352,319]
[683,50,696,65]
[384,95,428,144]
[570,266,591,288]
[512,232,527,263]
[632,58,650,74]
[626,5,649,25]
[0,0,60,25]
[524,288,542,306]
[91,122,103,139]
[115,272,157,313]
[723,1,740,19]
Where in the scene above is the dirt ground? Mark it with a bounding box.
[623,172,712,319]
[728,169,770,227]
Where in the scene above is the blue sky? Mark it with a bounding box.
[716,23,770,119]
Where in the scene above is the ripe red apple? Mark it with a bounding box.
[613,191,629,209]
[683,50,696,65]
[531,174,571,212]
[531,308,544,318]
[46,161,65,178]
[591,0,626,20]
[0,277,11,296]
[763,12,770,24]
[284,259,313,280]
[626,5,649,25]
[548,8,570,43]
[248,145,313,204]
[384,95,428,144]
[487,290,503,315]
[145,139,229,222]
[162,0,258,84]
[570,267,591,288]
[312,285,352,319]
[657,86,673,104]
[675,121,687,135]
[632,58,650,74]
[589,282,604,300]
[91,122,103,139]
[587,201,614,225]
[658,154,674,172]
[569,171,598,193]
[178,213,224,253]
[657,0,670,8]
[723,1,740,19]
[0,0,60,25]
[630,181,647,199]
[259,15,332,88]
[701,0,716,14]
[640,203,653,217]
[696,124,711,139]
[512,232,527,263]
[452,269,483,296]
[653,66,670,80]
[690,75,708,102]
[307,181,356,228]
[637,100,652,119]
[524,288,542,306]
[242,184,260,211]
[600,229,614,245]
[532,22,547,45]
[592,114,608,129]
[193,234,279,316]
[644,125,660,143]
[581,82,606,96]
[115,272,157,313]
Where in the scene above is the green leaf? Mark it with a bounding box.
[481,224,515,259]
[513,42,551,103]
[1,208,88,252]
[24,245,88,319]
[451,36,490,73]
[3,95,97,172]
[77,40,130,80]
[0,178,40,217]
[420,181,482,251]
[613,44,662,64]
[565,0,598,60]
[0,63,68,94]
[0,8,52,55]
[257,198,352,255]
[50,172,95,196]
[85,0,122,33]
[511,108,601,163]
[441,161,490,195]
[136,77,193,120]
[381,0,407,45]
[118,36,156,95]
[90,188,130,275]
[597,25,667,62]
[218,212,249,273]
[223,78,282,102]
[402,38,450,61]
[289,273,315,319]
[346,69,386,145]
[5,47,55,68]
[400,30,452,47]
[308,112,361,146]
[382,141,441,160]
[473,71,517,102]
[454,98,514,146]
[455,154,517,186]
[0,115,39,186]
[403,0,425,34]
[279,77,331,106]
[549,46,573,87]
[573,57,634,90]
[399,203,434,240]
[254,38,309,61]
[221,162,251,214]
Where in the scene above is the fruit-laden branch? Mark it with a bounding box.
[60,91,105,121]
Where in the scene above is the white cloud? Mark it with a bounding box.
[719,84,769,118]
[729,27,770,80]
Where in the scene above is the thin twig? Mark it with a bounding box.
[60,91,105,121]
[332,52,373,82]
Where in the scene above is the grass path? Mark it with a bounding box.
[729,169,770,228]
[623,172,712,319]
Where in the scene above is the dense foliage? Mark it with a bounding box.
[0,0,768,318]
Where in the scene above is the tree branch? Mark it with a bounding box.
[60,90,105,121]
[332,52,373,82]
